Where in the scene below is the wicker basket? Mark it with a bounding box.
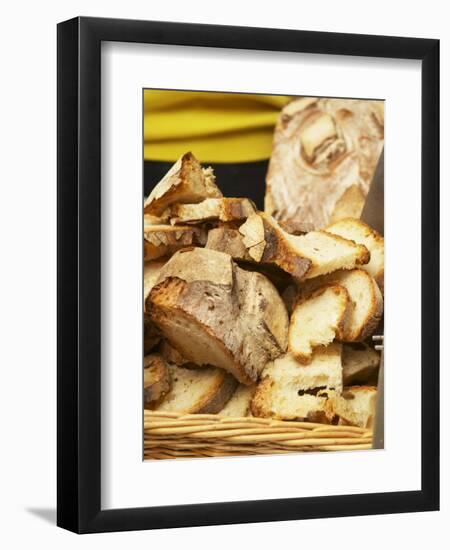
[144,410,373,459]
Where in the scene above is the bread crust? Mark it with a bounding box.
[355,276,383,341]
[143,354,172,406]
[326,217,384,292]
[206,227,252,260]
[239,213,369,281]
[265,98,384,229]
[239,213,312,279]
[144,152,222,215]
[170,197,256,224]
[250,378,274,418]
[194,371,237,414]
[143,225,206,261]
[149,248,288,384]
[298,269,383,342]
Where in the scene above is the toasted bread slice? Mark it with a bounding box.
[251,344,342,421]
[218,385,255,417]
[143,224,207,261]
[155,365,237,414]
[342,343,380,385]
[143,354,172,407]
[170,197,256,225]
[239,213,369,281]
[144,152,222,215]
[332,385,377,428]
[289,285,350,363]
[326,217,384,291]
[300,269,383,342]
[149,248,287,384]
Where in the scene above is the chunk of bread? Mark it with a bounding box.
[278,219,315,235]
[288,285,350,363]
[148,248,288,384]
[251,344,343,421]
[159,339,190,366]
[170,197,256,225]
[144,152,222,215]
[143,262,166,353]
[300,269,383,342]
[281,284,299,315]
[332,386,377,428]
[326,217,384,291]
[144,261,166,304]
[143,224,207,261]
[206,226,294,289]
[239,213,369,281]
[206,227,252,260]
[342,343,380,385]
[143,354,172,407]
[218,385,255,417]
[143,317,161,354]
[265,98,384,229]
[155,365,237,414]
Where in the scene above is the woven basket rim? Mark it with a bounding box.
[143,410,373,458]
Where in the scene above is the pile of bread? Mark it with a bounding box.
[143,151,384,429]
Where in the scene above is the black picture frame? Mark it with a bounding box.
[57,16,439,533]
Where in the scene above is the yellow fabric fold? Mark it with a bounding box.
[143,90,292,163]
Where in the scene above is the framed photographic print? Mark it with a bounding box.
[57,16,439,533]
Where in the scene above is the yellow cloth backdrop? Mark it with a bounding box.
[143,90,292,163]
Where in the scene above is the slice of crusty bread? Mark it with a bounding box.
[149,248,288,384]
[144,152,222,215]
[170,197,256,225]
[326,217,384,291]
[155,365,237,414]
[332,386,377,428]
[143,354,172,407]
[218,385,255,417]
[289,285,350,363]
[239,213,369,281]
[300,269,383,342]
[342,343,380,385]
[143,225,207,261]
[291,230,370,279]
[251,344,342,422]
